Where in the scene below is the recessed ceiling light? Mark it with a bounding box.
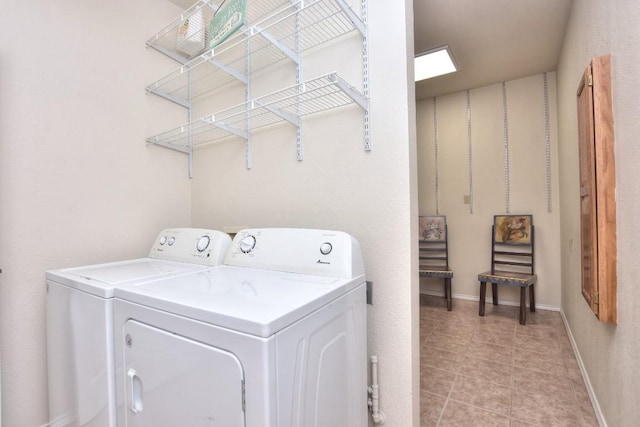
[414,46,457,82]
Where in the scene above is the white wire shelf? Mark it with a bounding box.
[145,0,365,106]
[146,73,367,152]
[147,0,294,64]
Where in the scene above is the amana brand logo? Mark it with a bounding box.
[316,260,330,265]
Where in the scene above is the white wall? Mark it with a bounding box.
[0,1,189,425]
[190,1,419,426]
[0,1,419,425]
[416,74,562,308]
[557,0,640,425]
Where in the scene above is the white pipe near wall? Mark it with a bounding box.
[368,355,385,424]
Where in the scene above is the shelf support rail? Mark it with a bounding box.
[202,116,249,140]
[146,137,191,154]
[202,51,249,84]
[146,43,191,65]
[253,100,301,127]
[145,86,191,109]
[329,74,368,111]
[252,25,300,64]
[334,0,366,36]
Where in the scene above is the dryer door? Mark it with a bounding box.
[123,320,245,427]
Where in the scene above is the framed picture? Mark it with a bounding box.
[419,215,446,242]
[493,215,533,244]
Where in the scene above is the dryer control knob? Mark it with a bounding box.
[197,235,210,252]
[320,242,333,255]
[167,236,176,246]
[239,235,256,253]
[159,236,167,245]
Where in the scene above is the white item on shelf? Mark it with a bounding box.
[176,9,205,57]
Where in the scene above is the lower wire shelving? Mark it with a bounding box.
[146,73,367,156]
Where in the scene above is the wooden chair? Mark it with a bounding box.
[478,215,536,325]
[419,216,453,311]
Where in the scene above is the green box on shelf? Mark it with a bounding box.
[209,0,247,49]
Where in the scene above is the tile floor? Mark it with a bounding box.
[420,294,600,427]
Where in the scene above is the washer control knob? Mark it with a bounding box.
[167,236,176,246]
[159,236,167,245]
[320,242,333,255]
[240,235,256,254]
[197,235,210,252]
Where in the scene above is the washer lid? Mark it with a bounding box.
[46,258,208,298]
[114,265,365,338]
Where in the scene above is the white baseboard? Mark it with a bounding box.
[420,290,560,312]
[560,310,606,427]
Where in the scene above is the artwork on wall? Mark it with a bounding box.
[419,216,447,242]
[493,215,533,244]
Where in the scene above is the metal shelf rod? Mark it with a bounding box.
[146,73,366,150]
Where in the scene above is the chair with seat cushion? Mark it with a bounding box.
[478,215,536,324]
[418,215,453,311]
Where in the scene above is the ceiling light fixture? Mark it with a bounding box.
[414,46,457,82]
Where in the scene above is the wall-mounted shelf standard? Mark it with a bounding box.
[146,0,366,107]
[146,73,366,152]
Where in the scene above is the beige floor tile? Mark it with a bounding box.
[420,390,446,427]
[421,294,450,308]
[439,400,510,427]
[513,349,567,376]
[419,296,599,427]
[512,367,574,404]
[509,419,538,427]
[558,342,576,359]
[421,344,462,373]
[449,375,512,416]
[480,304,519,321]
[472,328,516,347]
[421,308,445,322]
[514,334,562,356]
[457,355,513,387]
[564,358,584,383]
[513,346,564,365]
[424,332,470,354]
[477,317,517,335]
[515,324,559,340]
[420,365,456,397]
[511,389,582,427]
[434,320,476,339]
[466,340,515,365]
[523,310,562,327]
[449,298,478,310]
[580,403,600,427]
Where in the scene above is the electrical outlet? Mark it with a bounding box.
[463,195,471,204]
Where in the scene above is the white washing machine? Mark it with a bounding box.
[46,228,231,427]
[113,228,368,427]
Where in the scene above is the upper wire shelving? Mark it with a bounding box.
[147,0,295,64]
[145,0,366,106]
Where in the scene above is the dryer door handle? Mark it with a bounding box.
[128,369,144,414]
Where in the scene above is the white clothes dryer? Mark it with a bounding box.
[113,228,368,427]
[46,228,231,427]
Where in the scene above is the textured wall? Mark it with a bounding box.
[190,1,419,426]
[416,74,562,309]
[557,0,640,425]
[0,1,189,425]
